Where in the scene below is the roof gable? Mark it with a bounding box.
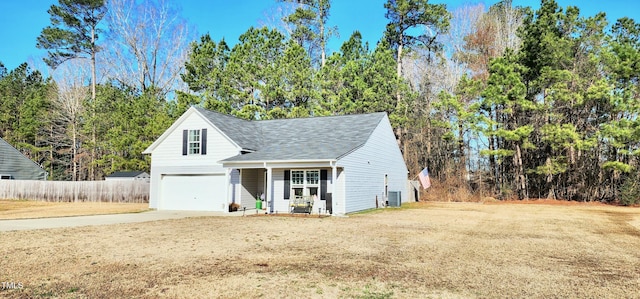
[0,137,47,180]
[193,107,262,151]
[143,107,243,154]
[144,106,389,162]
[106,171,149,178]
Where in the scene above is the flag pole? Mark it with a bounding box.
[411,172,420,180]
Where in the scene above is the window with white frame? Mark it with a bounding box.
[306,170,319,184]
[291,170,304,185]
[290,170,319,199]
[188,129,201,155]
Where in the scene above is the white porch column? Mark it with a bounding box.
[331,163,337,215]
[266,167,273,213]
[225,167,232,213]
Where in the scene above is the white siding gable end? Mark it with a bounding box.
[145,107,243,209]
[337,114,408,213]
[143,107,241,155]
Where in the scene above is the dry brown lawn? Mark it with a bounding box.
[0,200,149,220]
[1,202,640,298]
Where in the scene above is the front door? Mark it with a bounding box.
[308,187,320,214]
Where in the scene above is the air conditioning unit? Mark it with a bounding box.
[388,191,401,207]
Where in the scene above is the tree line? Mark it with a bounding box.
[1,0,639,204]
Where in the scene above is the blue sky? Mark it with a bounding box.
[1,0,639,72]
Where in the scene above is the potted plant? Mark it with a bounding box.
[229,202,240,212]
[259,193,266,210]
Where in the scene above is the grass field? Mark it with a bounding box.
[0,200,149,220]
[1,202,639,298]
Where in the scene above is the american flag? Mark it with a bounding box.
[418,167,431,189]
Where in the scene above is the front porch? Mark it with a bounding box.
[224,161,343,215]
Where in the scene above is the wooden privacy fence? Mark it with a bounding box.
[0,180,149,203]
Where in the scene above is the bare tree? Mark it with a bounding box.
[441,3,484,91]
[458,0,523,193]
[461,0,523,81]
[259,2,297,37]
[51,61,91,181]
[400,4,485,190]
[407,1,522,91]
[101,0,194,96]
[492,0,523,55]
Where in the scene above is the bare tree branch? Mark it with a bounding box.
[101,0,194,96]
[51,61,91,181]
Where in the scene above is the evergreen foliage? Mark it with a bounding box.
[0,0,638,204]
[36,0,106,69]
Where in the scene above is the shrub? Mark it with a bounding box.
[620,174,640,206]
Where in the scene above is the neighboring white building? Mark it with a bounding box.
[105,171,150,182]
[143,106,408,214]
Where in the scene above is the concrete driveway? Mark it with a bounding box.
[0,210,247,232]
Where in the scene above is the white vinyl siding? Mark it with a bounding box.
[269,168,335,214]
[150,113,239,167]
[271,169,286,213]
[240,169,261,210]
[230,169,240,207]
[337,114,408,213]
[147,112,241,209]
[332,168,346,215]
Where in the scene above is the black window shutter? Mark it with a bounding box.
[201,128,207,155]
[284,170,290,199]
[182,130,188,155]
[320,169,327,200]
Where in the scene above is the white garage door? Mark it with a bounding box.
[160,174,226,211]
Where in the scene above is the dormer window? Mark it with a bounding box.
[182,129,207,156]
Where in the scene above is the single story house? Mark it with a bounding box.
[0,136,47,180]
[143,106,408,214]
[105,171,150,182]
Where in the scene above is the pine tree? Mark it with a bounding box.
[384,0,450,78]
[37,0,106,102]
[181,34,233,113]
[280,0,336,67]
[37,0,107,180]
[481,51,534,199]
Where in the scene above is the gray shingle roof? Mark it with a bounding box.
[194,107,263,151]
[0,137,47,180]
[194,107,386,162]
[106,171,148,178]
